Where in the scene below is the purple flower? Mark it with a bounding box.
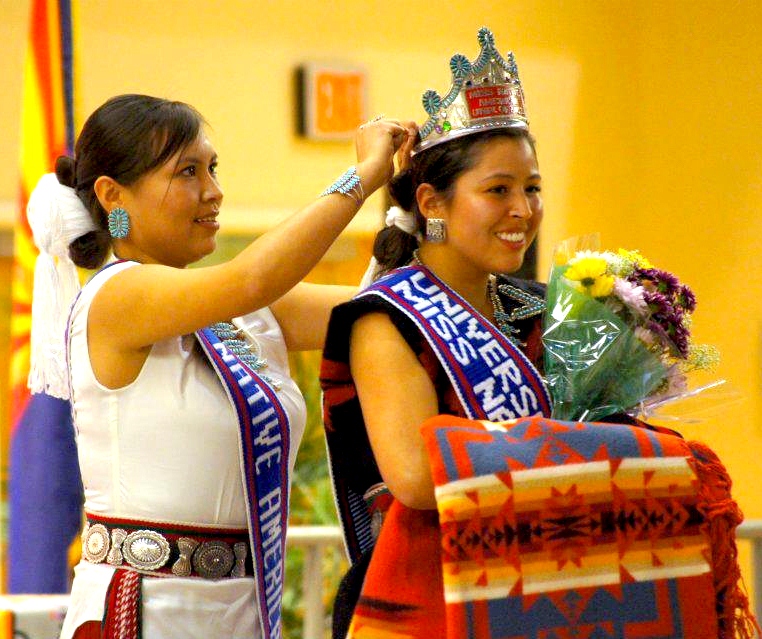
[649,303,691,358]
[677,284,697,312]
[667,314,690,358]
[634,268,681,298]
[643,290,670,316]
[641,289,693,358]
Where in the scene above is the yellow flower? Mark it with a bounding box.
[617,248,653,270]
[563,256,615,297]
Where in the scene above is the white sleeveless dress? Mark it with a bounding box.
[59,261,307,639]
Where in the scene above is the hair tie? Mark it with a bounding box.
[385,205,420,237]
[26,172,97,399]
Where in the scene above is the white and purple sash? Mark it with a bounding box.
[68,261,291,639]
[196,327,291,639]
[359,265,551,420]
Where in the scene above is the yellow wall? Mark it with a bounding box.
[1,0,760,575]
[625,3,762,511]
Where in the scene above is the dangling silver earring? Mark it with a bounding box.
[108,207,130,239]
[425,218,446,243]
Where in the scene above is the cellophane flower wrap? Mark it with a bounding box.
[542,235,719,422]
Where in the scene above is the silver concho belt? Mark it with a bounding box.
[82,519,251,580]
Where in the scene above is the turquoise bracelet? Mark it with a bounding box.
[320,166,364,205]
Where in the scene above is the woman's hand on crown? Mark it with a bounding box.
[355,118,418,196]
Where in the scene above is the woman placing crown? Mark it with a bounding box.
[321,27,756,639]
[25,93,416,639]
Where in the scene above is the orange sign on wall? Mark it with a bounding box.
[298,64,367,140]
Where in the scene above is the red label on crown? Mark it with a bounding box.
[465,85,518,119]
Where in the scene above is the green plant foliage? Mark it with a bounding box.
[284,350,346,639]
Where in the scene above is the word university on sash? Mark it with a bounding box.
[360,266,551,421]
[197,327,291,639]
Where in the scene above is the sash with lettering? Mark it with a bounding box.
[358,265,551,422]
[196,326,290,639]
[328,264,551,564]
[68,261,290,639]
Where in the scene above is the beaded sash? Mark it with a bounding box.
[196,326,291,639]
[326,265,552,564]
[356,265,551,421]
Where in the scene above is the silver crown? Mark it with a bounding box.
[415,27,528,154]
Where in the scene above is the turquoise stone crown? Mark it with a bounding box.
[415,27,528,154]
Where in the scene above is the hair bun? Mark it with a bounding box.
[373,226,419,273]
[55,155,76,188]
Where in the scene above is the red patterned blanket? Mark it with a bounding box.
[346,415,757,639]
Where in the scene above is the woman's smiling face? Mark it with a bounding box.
[436,135,542,277]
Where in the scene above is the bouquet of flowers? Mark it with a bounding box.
[542,235,720,422]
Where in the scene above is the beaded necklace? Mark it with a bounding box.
[487,275,545,343]
[208,321,281,390]
[411,250,543,343]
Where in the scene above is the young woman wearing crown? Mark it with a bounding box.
[25,93,416,639]
[321,27,756,639]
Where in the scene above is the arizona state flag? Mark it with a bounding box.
[8,0,83,593]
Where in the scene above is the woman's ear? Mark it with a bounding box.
[415,183,444,220]
[93,176,125,212]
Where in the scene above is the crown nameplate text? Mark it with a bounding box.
[415,27,528,154]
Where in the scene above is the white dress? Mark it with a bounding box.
[59,261,307,639]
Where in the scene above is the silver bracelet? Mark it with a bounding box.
[319,166,364,206]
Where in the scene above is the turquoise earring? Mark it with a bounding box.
[108,207,130,239]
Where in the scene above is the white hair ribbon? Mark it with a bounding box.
[27,172,97,399]
[385,205,419,236]
[359,206,421,289]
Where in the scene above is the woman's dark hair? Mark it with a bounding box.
[56,94,205,269]
[374,127,536,273]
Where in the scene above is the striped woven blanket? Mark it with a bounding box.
[346,415,757,639]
